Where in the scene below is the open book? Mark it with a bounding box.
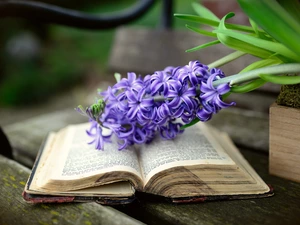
[23,123,272,204]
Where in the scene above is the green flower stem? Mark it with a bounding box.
[213,63,300,86]
[208,51,246,69]
[153,88,201,102]
[153,96,170,102]
[149,64,300,102]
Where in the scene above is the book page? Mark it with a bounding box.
[27,181,134,197]
[49,123,142,180]
[138,123,236,184]
[210,129,270,194]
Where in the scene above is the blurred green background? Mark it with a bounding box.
[0,0,195,106]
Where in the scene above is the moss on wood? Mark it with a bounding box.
[276,84,300,108]
[0,155,143,225]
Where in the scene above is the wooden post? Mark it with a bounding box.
[269,102,300,182]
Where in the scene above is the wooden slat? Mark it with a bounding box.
[3,109,87,167]
[0,155,144,225]
[208,108,269,152]
[109,27,258,76]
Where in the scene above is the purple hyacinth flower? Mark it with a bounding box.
[196,72,235,123]
[200,73,235,110]
[132,127,147,144]
[196,109,212,122]
[101,108,134,136]
[196,100,215,122]
[126,88,154,120]
[160,122,184,140]
[209,68,225,80]
[176,61,209,86]
[113,72,143,92]
[86,121,112,150]
[77,60,234,151]
[150,71,173,96]
[143,126,157,143]
[101,86,128,113]
[163,66,175,75]
[143,74,152,94]
[180,107,196,124]
[167,80,197,113]
[155,103,171,125]
[137,106,157,127]
[117,138,131,151]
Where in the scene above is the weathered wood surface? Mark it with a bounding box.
[4,106,270,168]
[109,27,256,75]
[226,92,277,114]
[209,108,269,152]
[115,148,300,225]
[269,103,300,182]
[3,109,87,167]
[0,155,144,225]
[3,106,300,225]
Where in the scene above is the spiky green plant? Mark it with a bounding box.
[175,0,300,127]
[175,0,300,90]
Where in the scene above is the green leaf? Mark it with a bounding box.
[174,13,263,34]
[248,20,274,41]
[215,13,274,59]
[114,73,121,83]
[208,51,246,69]
[237,0,300,59]
[186,40,220,53]
[174,14,216,25]
[217,37,272,59]
[180,118,200,130]
[259,74,300,85]
[230,79,267,93]
[213,63,300,86]
[222,92,231,100]
[214,13,299,61]
[214,30,300,62]
[249,18,259,36]
[191,2,220,22]
[215,29,299,61]
[278,0,300,22]
[239,58,282,73]
[186,24,217,37]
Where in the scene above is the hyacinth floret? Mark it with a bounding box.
[76,61,235,150]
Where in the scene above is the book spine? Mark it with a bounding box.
[22,191,75,203]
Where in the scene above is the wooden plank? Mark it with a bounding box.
[3,109,87,167]
[225,92,277,114]
[4,107,270,169]
[208,108,269,152]
[109,27,257,76]
[0,154,144,225]
[269,103,300,183]
[115,148,300,225]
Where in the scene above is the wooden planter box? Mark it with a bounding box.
[269,103,300,182]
